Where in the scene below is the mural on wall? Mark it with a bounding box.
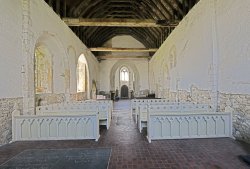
[35,45,53,94]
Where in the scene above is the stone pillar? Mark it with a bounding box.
[22,0,35,115]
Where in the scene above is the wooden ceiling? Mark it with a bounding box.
[44,0,199,58]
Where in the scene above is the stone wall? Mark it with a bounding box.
[70,92,87,101]
[35,92,88,106]
[0,97,23,145]
[161,86,250,143]
[218,93,250,143]
[159,85,212,104]
[35,94,65,106]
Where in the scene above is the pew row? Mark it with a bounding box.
[36,100,112,129]
[12,113,100,142]
[138,104,212,133]
[131,99,201,123]
[147,107,232,143]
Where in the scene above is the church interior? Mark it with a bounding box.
[0,0,250,168]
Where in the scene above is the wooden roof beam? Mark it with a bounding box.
[97,55,150,60]
[63,18,178,27]
[90,47,158,52]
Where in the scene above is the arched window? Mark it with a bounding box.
[77,54,88,92]
[120,67,129,81]
[35,45,52,94]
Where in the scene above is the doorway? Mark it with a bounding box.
[121,85,128,98]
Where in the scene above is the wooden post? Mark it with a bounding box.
[56,0,60,16]
[63,0,67,17]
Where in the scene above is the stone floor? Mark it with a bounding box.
[0,100,250,169]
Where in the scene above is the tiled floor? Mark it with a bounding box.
[0,100,250,169]
[0,148,111,169]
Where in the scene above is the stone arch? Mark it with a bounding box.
[76,54,90,99]
[34,32,69,94]
[34,45,53,94]
[110,61,140,96]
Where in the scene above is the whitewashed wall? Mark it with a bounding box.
[99,59,149,94]
[31,1,99,96]
[150,0,250,97]
[149,0,214,96]
[0,0,99,144]
[0,0,99,100]
[216,1,250,94]
[149,0,250,143]
[0,0,23,98]
[98,35,149,95]
[110,36,149,57]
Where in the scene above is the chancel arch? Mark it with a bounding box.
[110,61,139,98]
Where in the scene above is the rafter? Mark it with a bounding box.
[46,0,199,59]
[97,55,150,60]
[63,18,178,27]
[90,47,158,52]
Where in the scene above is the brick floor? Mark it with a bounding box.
[0,100,250,169]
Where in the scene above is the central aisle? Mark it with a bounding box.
[99,99,147,145]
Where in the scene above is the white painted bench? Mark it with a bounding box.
[83,100,113,129]
[12,113,99,142]
[138,104,212,133]
[36,100,113,129]
[131,99,173,123]
[96,101,112,129]
[147,106,232,143]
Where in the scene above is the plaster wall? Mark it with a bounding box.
[30,0,99,96]
[216,0,250,94]
[110,35,149,57]
[0,0,99,144]
[99,59,149,94]
[149,0,250,143]
[99,35,149,95]
[149,0,213,96]
[0,0,99,100]
[150,0,250,96]
[0,0,23,98]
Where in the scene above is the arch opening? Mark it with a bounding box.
[34,45,53,94]
[76,54,90,100]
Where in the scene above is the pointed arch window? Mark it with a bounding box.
[77,54,88,92]
[35,45,52,94]
[120,67,129,81]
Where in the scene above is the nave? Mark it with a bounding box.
[0,100,249,169]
